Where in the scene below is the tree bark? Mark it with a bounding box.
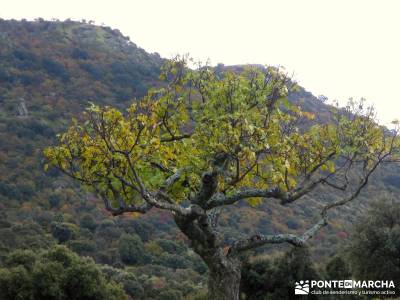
[173,214,242,300]
[207,258,242,300]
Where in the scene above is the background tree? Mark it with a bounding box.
[45,57,400,300]
[118,234,146,265]
[51,222,78,243]
[79,214,97,232]
[324,255,356,300]
[347,199,400,295]
[325,255,351,280]
[241,247,320,299]
[0,246,127,300]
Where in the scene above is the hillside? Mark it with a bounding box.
[0,19,399,299]
[0,19,162,209]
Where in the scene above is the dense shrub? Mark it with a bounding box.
[118,234,146,265]
[80,214,97,231]
[51,222,78,243]
[325,255,351,280]
[0,246,127,300]
[241,247,320,300]
[347,200,400,295]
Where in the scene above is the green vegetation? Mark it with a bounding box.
[241,247,320,299]
[0,246,127,300]
[0,18,399,299]
[118,234,146,265]
[347,200,400,295]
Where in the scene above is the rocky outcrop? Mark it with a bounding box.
[17,97,28,117]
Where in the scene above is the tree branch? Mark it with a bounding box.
[228,146,395,255]
[95,188,153,216]
[205,187,284,209]
[228,217,327,255]
[322,152,389,215]
[192,171,219,206]
[207,207,223,229]
[161,133,193,142]
[162,168,187,189]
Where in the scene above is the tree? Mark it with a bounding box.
[241,247,320,299]
[324,255,356,300]
[45,57,399,299]
[347,200,400,295]
[269,247,320,299]
[80,214,97,232]
[51,222,77,243]
[118,234,146,265]
[325,255,351,280]
[0,246,127,300]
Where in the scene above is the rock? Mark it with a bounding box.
[17,97,28,117]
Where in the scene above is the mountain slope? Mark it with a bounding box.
[0,19,163,209]
[0,19,399,298]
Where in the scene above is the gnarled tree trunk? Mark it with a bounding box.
[174,212,243,300]
[207,257,242,300]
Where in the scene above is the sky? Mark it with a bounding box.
[1,0,399,126]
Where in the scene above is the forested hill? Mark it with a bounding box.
[0,19,399,299]
[0,18,163,109]
[0,19,163,209]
